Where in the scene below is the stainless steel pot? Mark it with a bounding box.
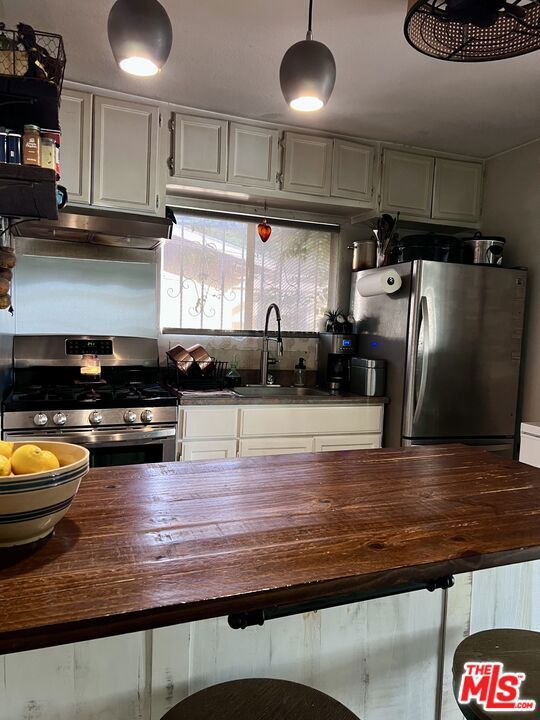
[348,239,377,271]
[463,233,505,266]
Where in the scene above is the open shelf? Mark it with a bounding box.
[0,163,57,219]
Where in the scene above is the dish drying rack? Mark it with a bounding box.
[166,356,229,391]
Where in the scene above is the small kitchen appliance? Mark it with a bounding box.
[317,332,357,392]
[350,358,386,397]
[2,335,178,467]
[463,232,505,266]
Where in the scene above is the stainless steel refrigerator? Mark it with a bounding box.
[352,261,527,456]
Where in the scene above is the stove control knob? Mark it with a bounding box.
[140,409,153,424]
[89,410,103,426]
[33,412,48,427]
[124,410,137,425]
[53,412,67,427]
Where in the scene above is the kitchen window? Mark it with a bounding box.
[160,213,333,333]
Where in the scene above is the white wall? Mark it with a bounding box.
[13,243,158,339]
[482,140,540,422]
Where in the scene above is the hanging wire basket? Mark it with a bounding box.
[0,24,66,95]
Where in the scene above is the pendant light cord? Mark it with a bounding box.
[308,0,313,32]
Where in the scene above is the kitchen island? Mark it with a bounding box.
[1,445,540,719]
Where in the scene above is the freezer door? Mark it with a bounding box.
[403,261,527,440]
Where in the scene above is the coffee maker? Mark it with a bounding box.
[317,333,358,392]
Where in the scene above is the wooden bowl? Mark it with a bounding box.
[0,441,89,547]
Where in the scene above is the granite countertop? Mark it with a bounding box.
[174,389,389,406]
[2,445,540,654]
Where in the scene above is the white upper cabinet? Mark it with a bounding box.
[282,131,333,196]
[171,113,228,182]
[331,139,375,203]
[228,122,280,189]
[92,96,160,214]
[432,158,483,223]
[381,149,435,218]
[59,89,92,205]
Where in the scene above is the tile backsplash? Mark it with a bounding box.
[159,334,319,371]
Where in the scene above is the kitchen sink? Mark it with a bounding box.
[232,386,330,397]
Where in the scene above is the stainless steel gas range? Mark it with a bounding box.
[2,335,178,467]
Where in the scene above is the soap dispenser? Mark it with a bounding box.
[294,357,306,387]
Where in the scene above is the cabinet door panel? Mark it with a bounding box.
[331,139,375,202]
[172,114,228,182]
[283,132,332,196]
[381,149,434,217]
[59,90,92,204]
[182,439,237,461]
[183,407,238,439]
[313,433,381,452]
[93,96,158,213]
[228,123,279,188]
[239,437,313,457]
[432,158,483,223]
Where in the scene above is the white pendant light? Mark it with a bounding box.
[108,0,173,77]
[280,0,336,112]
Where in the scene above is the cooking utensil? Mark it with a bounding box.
[186,344,214,376]
[348,239,377,271]
[463,232,505,266]
[166,344,194,375]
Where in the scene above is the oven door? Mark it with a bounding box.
[4,427,178,467]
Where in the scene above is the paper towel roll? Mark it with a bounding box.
[357,269,402,297]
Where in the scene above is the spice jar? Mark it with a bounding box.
[40,136,55,171]
[22,124,41,166]
[41,129,61,179]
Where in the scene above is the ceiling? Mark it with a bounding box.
[2,0,540,157]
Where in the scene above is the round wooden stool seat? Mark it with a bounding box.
[161,678,361,720]
[452,629,540,720]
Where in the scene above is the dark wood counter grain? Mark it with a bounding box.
[1,445,540,655]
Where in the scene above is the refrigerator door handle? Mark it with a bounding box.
[413,296,430,424]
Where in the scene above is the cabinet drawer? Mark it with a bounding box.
[313,433,381,453]
[239,437,313,457]
[240,405,384,437]
[182,439,237,461]
[183,407,238,439]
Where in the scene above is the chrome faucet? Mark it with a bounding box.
[260,303,284,385]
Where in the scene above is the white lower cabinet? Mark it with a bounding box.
[181,439,237,462]
[179,404,385,462]
[239,436,313,457]
[313,433,381,452]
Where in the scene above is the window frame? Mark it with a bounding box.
[159,209,342,336]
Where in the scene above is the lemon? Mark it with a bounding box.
[11,444,60,475]
[0,455,11,476]
[0,441,14,459]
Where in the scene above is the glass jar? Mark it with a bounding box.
[40,137,55,170]
[22,124,41,166]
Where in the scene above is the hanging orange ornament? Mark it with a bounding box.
[257,202,272,242]
[257,220,272,242]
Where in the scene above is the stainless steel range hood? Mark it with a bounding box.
[12,206,173,250]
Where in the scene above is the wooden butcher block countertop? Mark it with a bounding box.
[1,445,540,655]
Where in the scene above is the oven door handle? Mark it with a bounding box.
[5,428,177,446]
